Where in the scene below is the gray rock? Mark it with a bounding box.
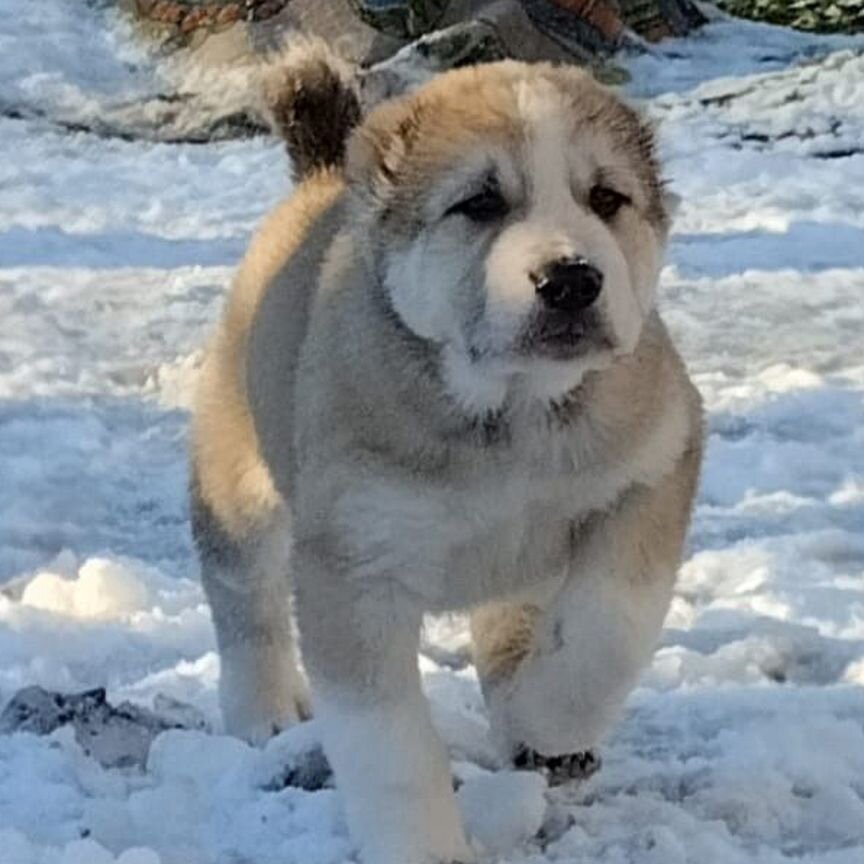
[0,686,106,736]
[2,95,268,145]
[359,1,600,104]
[346,0,452,40]
[0,686,209,769]
[261,744,333,792]
[249,0,407,64]
[359,17,508,105]
[92,0,701,143]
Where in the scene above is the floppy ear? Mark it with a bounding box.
[345,98,423,202]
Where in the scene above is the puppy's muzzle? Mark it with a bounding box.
[532,257,603,313]
[521,257,610,360]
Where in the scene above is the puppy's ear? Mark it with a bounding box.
[345,99,423,202]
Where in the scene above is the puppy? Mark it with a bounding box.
[191,39,703,864]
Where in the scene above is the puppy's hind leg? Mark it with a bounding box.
[192,490,309,743]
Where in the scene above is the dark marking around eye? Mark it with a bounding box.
[445,179,509,223]
[588,185,632,222]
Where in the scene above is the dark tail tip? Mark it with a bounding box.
[260,37,362,182]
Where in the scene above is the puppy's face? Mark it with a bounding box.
[346,63,669,412]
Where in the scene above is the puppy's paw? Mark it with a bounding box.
[236,715,295,747]
[512,745,601,786]
[227,693,311,746]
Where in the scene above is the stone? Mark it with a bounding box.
[0,685,210,769]
[618,0,706,41]
[359,1,623,105]
[125,0,705,63]
[346,0,453,39]
[103,0,704,144]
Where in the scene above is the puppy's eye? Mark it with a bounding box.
[589,185,631,222]
[446,184,509,223]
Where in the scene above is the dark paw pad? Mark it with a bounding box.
[512,745,601,786]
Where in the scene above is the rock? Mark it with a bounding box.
[94,0,703,144]
[249,0,407,64]
[346,0,452,39]
[0,686,107,736]
[126,0,289,49]
[0,686,210,769]
[359,18,510,105]
[359,1,626,105]
[125,0,705,64]
[522,0,622,54]
[619,0,706,41]
[471,0,595,62]
[2,96,268,145]
[261,743,332,792]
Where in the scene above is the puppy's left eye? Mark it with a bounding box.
[589,185,632,222]
[446,184,509,223]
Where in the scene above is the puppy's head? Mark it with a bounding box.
[345,62,669,412]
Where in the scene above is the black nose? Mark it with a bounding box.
[533,258,603,313]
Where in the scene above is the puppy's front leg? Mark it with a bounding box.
[476,450,699,770]
[295,548,474,864]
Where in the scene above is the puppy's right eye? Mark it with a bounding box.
[445,184,509,223]
[589,185,631,222]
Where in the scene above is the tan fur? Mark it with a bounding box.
[472,602,541,687]
[192,169,343,538]
[346,62,667,234]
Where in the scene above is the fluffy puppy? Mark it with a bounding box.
[191,38,703,864]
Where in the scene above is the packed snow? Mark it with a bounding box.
[1,3,863,863]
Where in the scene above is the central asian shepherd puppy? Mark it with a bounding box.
[190,39,704,864]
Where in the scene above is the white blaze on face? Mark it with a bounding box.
[482,79,645,363]
[481,81,574,351]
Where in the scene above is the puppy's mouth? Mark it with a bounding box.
[519,309,612,361]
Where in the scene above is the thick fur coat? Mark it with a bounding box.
[191,41,703,864]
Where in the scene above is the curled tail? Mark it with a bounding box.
[259,37,362,182]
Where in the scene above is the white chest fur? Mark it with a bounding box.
[328,392,689,610]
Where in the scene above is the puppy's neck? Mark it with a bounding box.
[439,343,604,421]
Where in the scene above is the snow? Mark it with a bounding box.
[457,771,548,855]
[21,559,153,620]
[1,4,863,863]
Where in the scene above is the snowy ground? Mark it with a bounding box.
[2,3,864,863]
